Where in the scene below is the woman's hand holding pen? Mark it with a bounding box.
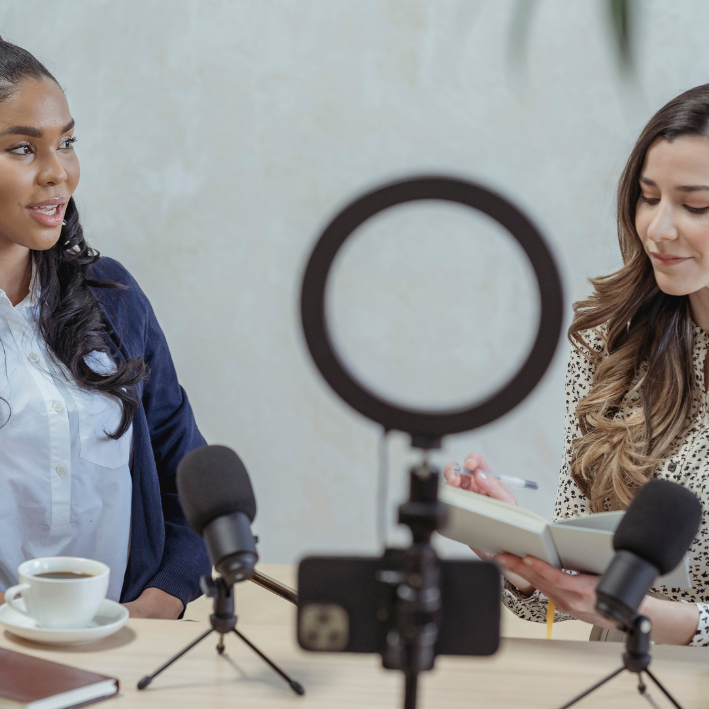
[444,453,517,502]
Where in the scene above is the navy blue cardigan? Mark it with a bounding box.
[89,257,210,606]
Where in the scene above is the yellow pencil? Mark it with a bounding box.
[546,599,555,639]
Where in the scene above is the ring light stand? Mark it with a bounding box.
[299,175,564,709]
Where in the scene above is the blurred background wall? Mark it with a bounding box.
[2,0,708,561]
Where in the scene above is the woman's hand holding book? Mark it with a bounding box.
[444,454,631,630]
[444,453,535,595]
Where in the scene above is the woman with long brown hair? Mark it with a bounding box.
[445,84,709,645]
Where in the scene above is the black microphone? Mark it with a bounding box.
[177,444,258,586]
[595,479,702,629]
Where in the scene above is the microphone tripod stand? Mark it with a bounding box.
[558,615,682,709]
[137,575,305,696]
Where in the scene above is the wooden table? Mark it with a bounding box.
[2,565,708,708]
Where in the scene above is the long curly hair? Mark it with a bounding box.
[0,37,146,437]
[568,84,709,512]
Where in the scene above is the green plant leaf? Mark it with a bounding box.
[608,0,634,74]
[507,0,540,78]
[508,0,635,81]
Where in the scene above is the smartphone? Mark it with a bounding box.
[297,549,500,659]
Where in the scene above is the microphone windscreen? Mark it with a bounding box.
[614,479,701,575]
[177,445,256,535]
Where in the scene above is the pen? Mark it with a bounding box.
[449,464,539,491]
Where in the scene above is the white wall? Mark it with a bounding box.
[2,0,709,561]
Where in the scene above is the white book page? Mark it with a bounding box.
[550,513,692,588]
[553,511,623,532]
[549,525,616,575]
[32,680,118,709]
[438,485,547,524]
[438,485,560,566]
[549,513,622,576]
[658,557,691,589]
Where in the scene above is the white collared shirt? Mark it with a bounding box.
[0,273,132,601]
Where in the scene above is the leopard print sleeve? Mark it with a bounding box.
[502,331,601,622]
[689,604,709,646]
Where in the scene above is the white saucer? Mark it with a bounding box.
[0,598,129,645]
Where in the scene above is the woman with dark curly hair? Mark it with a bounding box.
[446,84,709,646]
[0,37,210,617]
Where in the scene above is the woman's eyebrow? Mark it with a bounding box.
[0,119,75,139]
[676,184,709,193]
[640,176,709,192]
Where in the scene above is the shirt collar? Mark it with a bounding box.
[14,258,40,310]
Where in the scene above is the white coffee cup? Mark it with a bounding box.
[4,557,110,629]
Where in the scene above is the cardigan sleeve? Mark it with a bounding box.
[138,292,211,605]
[502,330,600,623]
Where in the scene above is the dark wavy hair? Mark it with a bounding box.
[0,36,146,437]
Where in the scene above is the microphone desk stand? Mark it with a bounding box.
[137,575,305,696]
[558,614,682,709]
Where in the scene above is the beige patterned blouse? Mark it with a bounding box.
[502,325,709,646]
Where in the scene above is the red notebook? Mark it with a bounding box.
[0,648,118,709]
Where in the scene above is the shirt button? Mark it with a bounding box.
[28,353,40,364]
[668,462,677,472]
[55,464,67,475]
[52,401,64,413]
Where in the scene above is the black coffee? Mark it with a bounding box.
[34,572,94,580]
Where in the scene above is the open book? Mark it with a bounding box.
[438,484,691,589]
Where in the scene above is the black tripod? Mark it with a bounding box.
[558,615,682,709]
[137,575,305,695]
